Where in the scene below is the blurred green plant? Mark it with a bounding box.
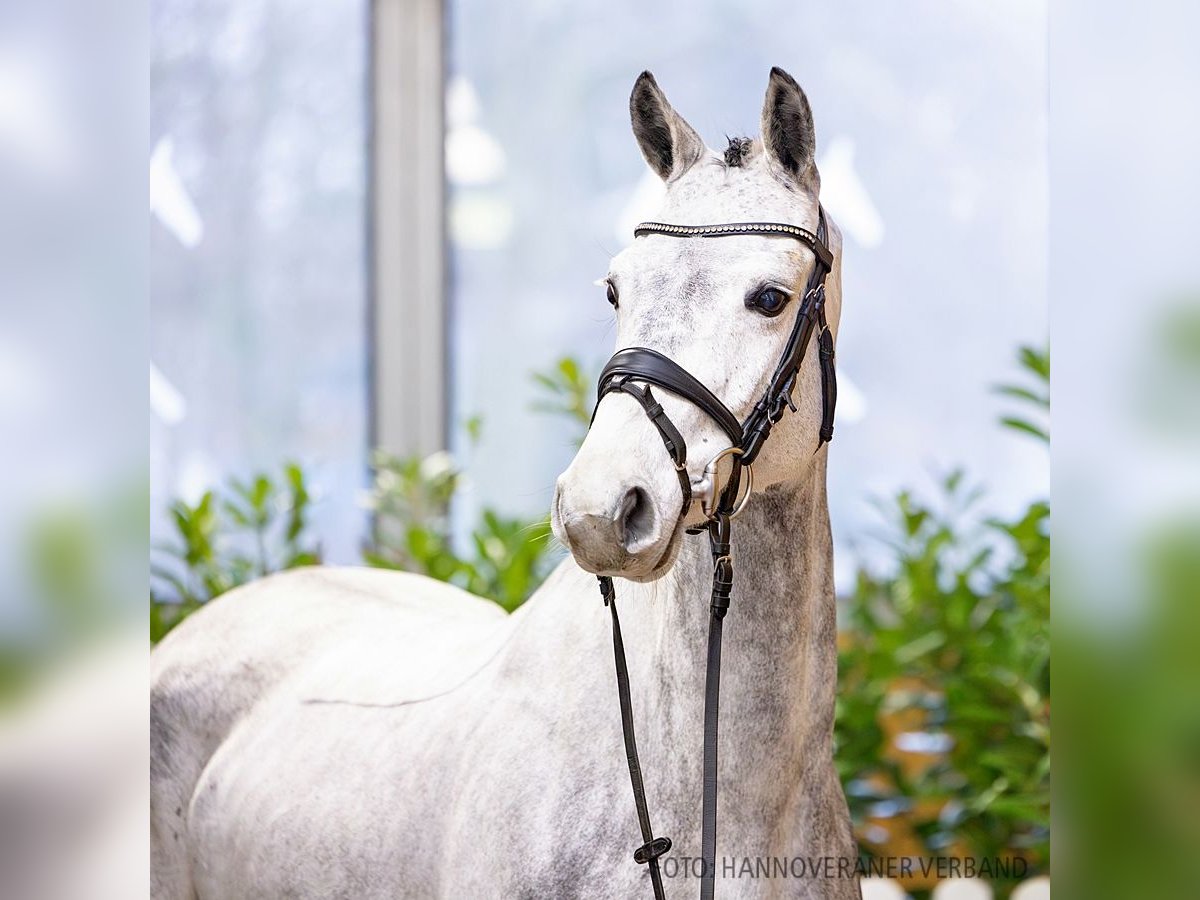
[360,449,555,612]
[530,356,593,443]
[360,450,461,578]
[150,462,320,642]
[2,481,147,703]
[836,344,1050,898]
[151,358,592,639]
[1059,518,1200,900]
[993,343,1049,443]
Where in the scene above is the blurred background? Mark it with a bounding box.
[149,0,1049,579]
[0,0,1196,898]
[147,3,1052,897]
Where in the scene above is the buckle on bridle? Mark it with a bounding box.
[817,322,835,359]
[768,371,799,422]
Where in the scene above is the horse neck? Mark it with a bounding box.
[623,453,838,814]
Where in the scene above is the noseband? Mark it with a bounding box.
[590,208,836,900]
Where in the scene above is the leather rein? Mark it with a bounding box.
[589,208,836,900]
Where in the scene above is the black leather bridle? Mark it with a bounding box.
[590,208,836,900]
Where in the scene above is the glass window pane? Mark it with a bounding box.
[151,0,369,563]
[447,3,1048,584]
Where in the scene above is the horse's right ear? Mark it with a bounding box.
[629,71,705,182]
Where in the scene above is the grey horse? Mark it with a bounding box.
[151,67,860,899]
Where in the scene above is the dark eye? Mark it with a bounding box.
[747,286,790,317]
[606,280,619,309]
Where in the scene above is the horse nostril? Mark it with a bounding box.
[614,486,655,550]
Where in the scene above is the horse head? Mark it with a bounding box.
[552,67,843,582]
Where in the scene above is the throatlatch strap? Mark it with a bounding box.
[598,575,670,900]
[817,308,836,446]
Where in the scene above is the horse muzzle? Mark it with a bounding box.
[551,400,689,581]
[553,481,670,577]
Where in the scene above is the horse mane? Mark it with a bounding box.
[723,135,754,167]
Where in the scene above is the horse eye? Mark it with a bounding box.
[606,281,619,309]
[748,287,789,317]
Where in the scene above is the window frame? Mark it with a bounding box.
[369,0,447,457]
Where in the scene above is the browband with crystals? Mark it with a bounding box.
[633,221,833,270]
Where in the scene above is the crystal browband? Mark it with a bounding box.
[633,221,820,242]
[633,220,832,271]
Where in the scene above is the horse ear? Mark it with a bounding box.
[629,71,705,182]
[760,67,817,182]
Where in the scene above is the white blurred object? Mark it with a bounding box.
[150,136,204,248]
[1011,876,1050,900]
[446,75,482,128]
[0,633,149,900]
[817,135,885,249]
[836,369,867,425]
[178,451,219,506]
[0,46,77,179]
[449,193,514,249]
[446,124,507,186]
[894,730,954,753]
[614,170,666,245]
[933,878,993,900]
[445,75,506,186]
[861,877,907,900]
[149,362,186,426]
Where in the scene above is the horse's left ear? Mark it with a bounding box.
[760,67,817,184]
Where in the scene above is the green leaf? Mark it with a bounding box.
[895,630,946,665]
[993,384,1050,409]
[462,415,484,445]
[999,416,1049,443]
[222,500,252,527]
[1018,344,1050,382]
